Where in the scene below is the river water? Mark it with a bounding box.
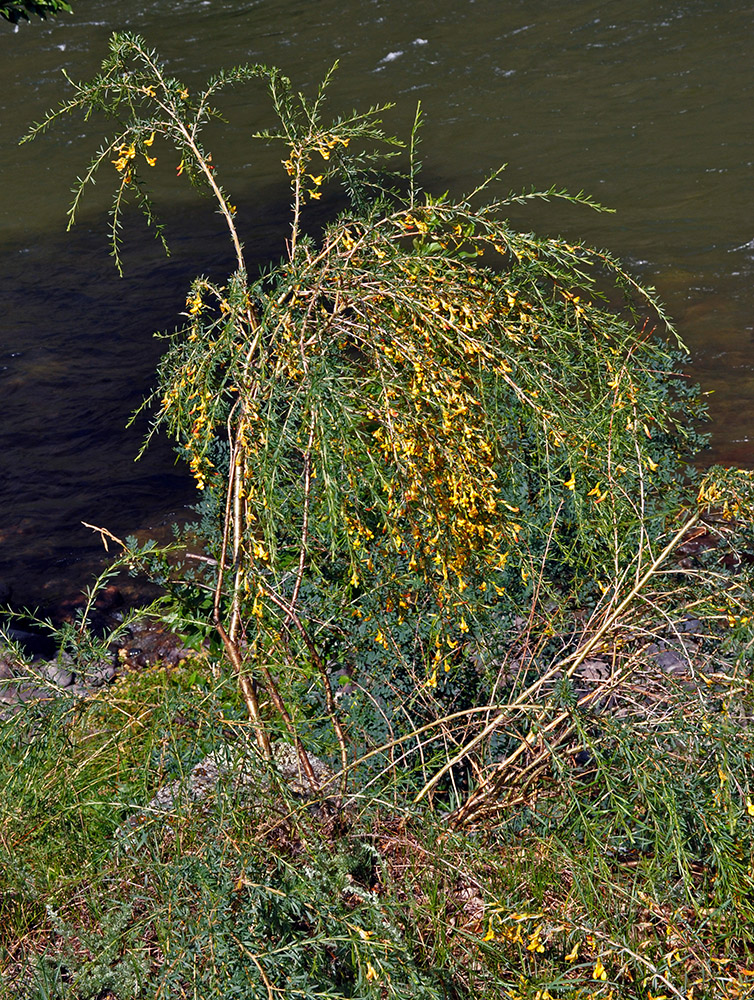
[1,0,753,606]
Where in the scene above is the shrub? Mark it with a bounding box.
[27,32,707,741]
[18,35,754,996]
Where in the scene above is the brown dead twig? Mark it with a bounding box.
[413,511,701,826]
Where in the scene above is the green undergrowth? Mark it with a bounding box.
[2,653,754,1000]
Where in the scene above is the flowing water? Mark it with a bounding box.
[1,0,753,606]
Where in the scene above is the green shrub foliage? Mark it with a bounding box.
[26,31,708,735]
[1,0,71,23]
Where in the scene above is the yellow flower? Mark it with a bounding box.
[111,142,136,172]
[143,130,156,147]
[564,473,576,491]
[592,957,607,981]
[179,88,189,100]
[144,155,157,167]
[308,174,323,185]
[252,540,269,562]
[526,926,545,953]
[565,941,580,962]
[746,797,754,816]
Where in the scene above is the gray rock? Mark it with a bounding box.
[677,618,704,635]
[578,658,611,683]
[115,740,338,844]
[273,740,338,796]
[81,661,117,688]
[0,683,20,704]
[646,642,687,674]
[38,661,75,688]
[15,682,54,704]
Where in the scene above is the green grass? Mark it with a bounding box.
[2,653,753,1000]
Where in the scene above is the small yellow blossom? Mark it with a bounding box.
[144,131,156,147]
[592,957,607,981]
[565,941,580,962]
[746,797,754,816]
[111,142,136,172]
[252,540,269,562]
[564,473,576,491]
[526,926,545,953]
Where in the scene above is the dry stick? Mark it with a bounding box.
[414,510,701,804]
[251,652,322,794]
[450,649,646,827]
[226,931,275,1000]
[290,417,315,613]
[492,499,566,722]
[229,446,245,644]
[332,703,547,809]
[213,422,270,759]
[263,584,349,798]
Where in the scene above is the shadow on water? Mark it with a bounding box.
[0,181,293,609]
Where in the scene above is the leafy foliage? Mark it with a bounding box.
[25,32,708,720]
[1,0,71,24]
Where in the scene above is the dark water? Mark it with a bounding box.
[1,0,753,606]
